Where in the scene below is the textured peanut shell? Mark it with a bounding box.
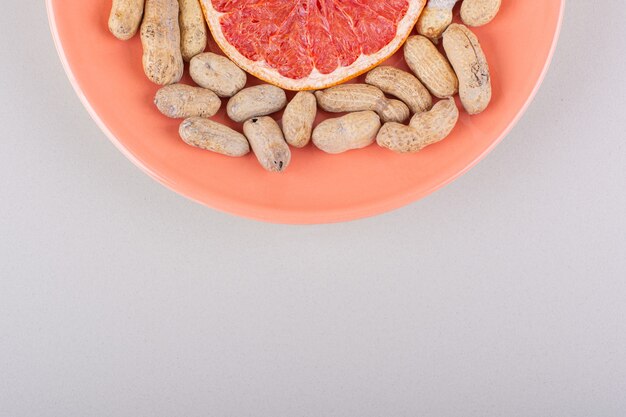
[380,99,411,123]
[404,35,458,98]
[443,24,491,114]
[416,0,459,40]
[227,85,287,123]
[315,84,409,123]
[108,0,145,40]
[461,0,502,27]
[179,0,207,61]
[243,117,291,172]
[189,52,247,98]
[282,92,317,148]
[179,117,250,157]
[312,111,381,154]
[365,66,432,114]
[409,97,459,147]
[140,0,183,85]
[376,98,459,153]
[154,84,221,118]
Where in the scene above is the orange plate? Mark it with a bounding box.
[46,0,564,224]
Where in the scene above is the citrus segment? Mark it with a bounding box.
[201,0,426,90]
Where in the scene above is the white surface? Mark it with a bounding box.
[1,2,625,416]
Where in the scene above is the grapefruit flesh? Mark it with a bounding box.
[201,0,426,90]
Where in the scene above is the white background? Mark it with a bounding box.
[1,2,625,416]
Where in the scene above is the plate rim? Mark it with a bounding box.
[45,0,566,224]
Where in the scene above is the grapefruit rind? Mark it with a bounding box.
[199,0,426,91]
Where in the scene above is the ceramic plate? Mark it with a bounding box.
[47,0,564,223]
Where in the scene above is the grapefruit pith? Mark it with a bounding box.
[200,0,426,91]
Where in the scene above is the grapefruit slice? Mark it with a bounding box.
[200,0,426,90]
